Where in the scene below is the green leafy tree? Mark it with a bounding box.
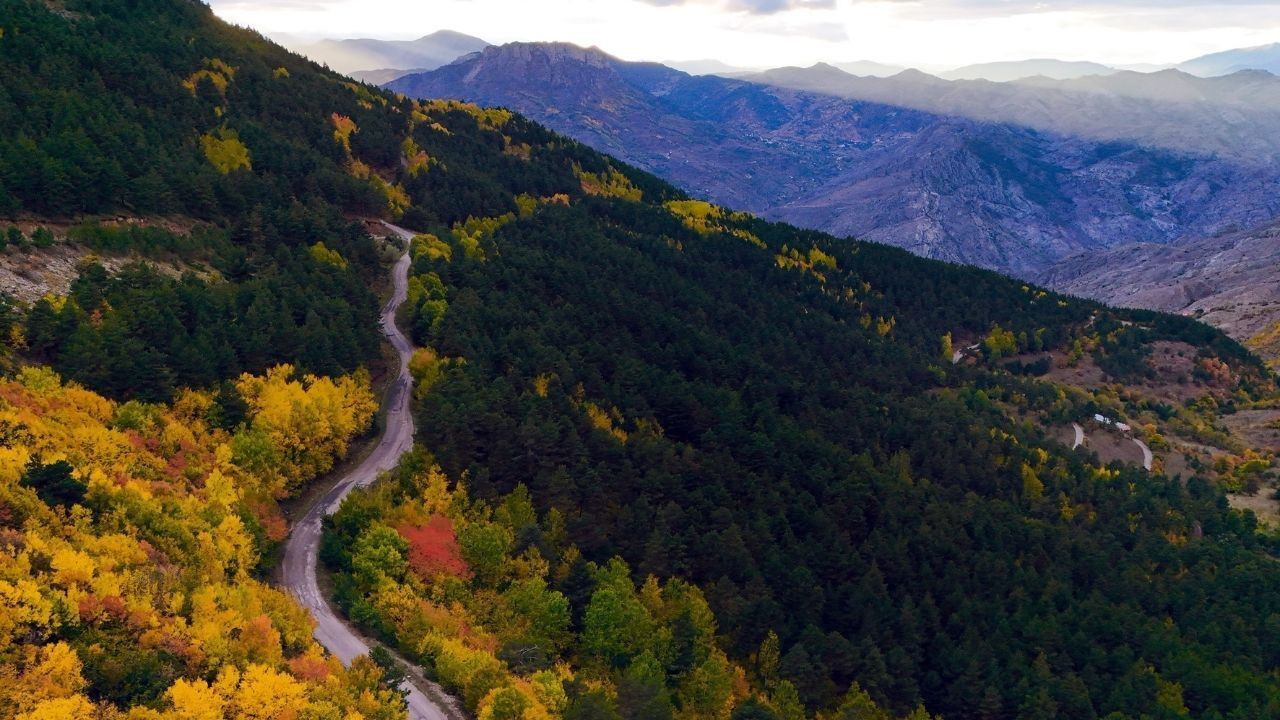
[757,630,781,689]
[351,524,409,590]
[564,687,622,720]
[771,681,806,720]
[458,522,513,587]
[832,683,891,720]
[503,577,572,653]
[582,571,655,670]
[368,646,409,698]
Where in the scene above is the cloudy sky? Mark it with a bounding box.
[207,0,1280,69]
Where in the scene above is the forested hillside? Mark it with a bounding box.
[395,145,1280,718]
[0,0,426,401]
[0,0,404,219]
[3,2,1280,720]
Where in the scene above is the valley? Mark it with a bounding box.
[387,40,1280,379]
[387,43,1280,275]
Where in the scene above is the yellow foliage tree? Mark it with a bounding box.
[233,365,377,496]
[201,128,252,174]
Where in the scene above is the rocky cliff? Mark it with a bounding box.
[1039,220,1280,364]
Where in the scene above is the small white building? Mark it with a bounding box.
[1093,414,1133,433]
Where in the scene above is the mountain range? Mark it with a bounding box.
[286,29,488,76]
[925,45,1280,81]
[387,42,1280,275]
[1179,41,1280,77]
[281,25,1280,86]
[940,59,1118,82]
[742,64,1280,162]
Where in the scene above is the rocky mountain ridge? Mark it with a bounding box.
[744,63,1280,163]
[389,42,1280,274]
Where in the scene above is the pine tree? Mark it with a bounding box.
[617,653,674,720]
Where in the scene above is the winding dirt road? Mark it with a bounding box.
[1133,437,1154,471]
[280,224,459,720]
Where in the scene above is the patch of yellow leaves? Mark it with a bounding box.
[308,241,348,270]
[575,163,642,201]
[182,58,236,98]
[200,128,251,174]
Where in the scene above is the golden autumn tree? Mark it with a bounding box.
[0,367,403,719]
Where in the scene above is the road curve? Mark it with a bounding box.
[280,223,458,720]
[1071,423,1085,450]
[1134,437,1154,471]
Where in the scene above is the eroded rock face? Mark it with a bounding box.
[1038,220,1280,363]
[390,43,1280,275]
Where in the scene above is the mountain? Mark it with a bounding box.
[744,64,1280,162]
[941,58,1117,82]
[1039,218,1280,366]
[1012,67,1280,107]
[831,59,906,77]
[1180,41,1280,76]
[664,58,758,76]
[288,29,489,75]
[389,43,1280,274]
[350,67,425,85]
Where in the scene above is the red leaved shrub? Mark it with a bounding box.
[398,515,471,580]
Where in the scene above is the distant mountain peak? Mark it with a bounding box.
[475,41,617,68]
[417,29,483,42]
[1229,68,1277,78]
[891,68,944,83]
[830,59,907,78]
[1179,41,1280,77]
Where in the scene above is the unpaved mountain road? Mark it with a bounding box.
[280,223,461,720]
[1134,437,1154,471]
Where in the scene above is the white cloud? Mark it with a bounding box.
[206,0,1280,69]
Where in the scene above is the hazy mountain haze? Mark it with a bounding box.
[285,29,488,74]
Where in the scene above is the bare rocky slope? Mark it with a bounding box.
[388,43,1280,275]
[1039,218,1280,364]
